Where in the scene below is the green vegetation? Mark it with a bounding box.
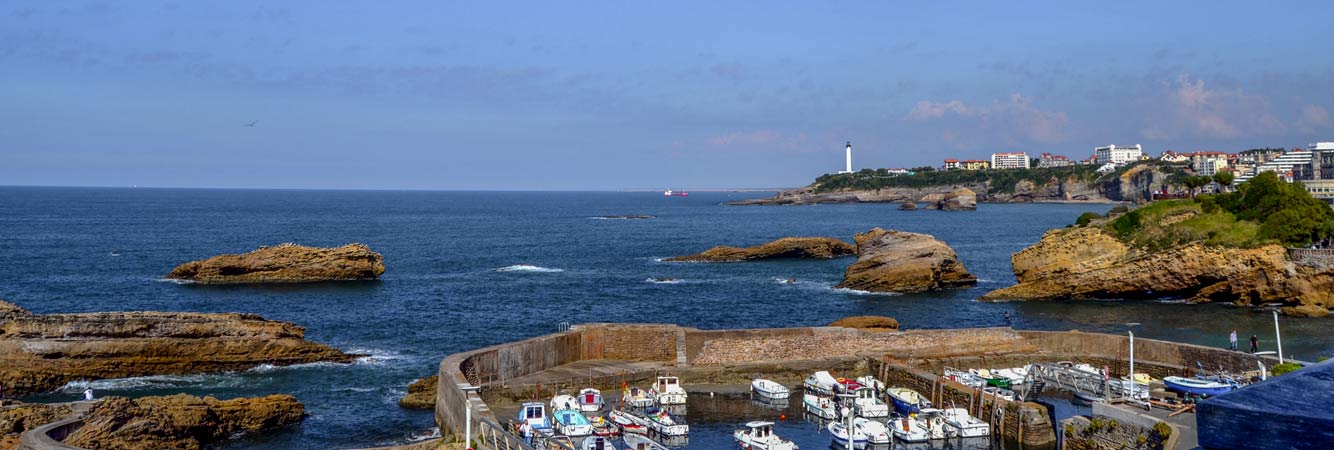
[1105,172,1334,249]
[1075,212,1102,227]
[1153,422,1173,440]
[812,165,1099,194]
[1272,362,1302,376]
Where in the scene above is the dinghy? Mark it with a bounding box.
[752,379,791,399]
[578,388,604,412]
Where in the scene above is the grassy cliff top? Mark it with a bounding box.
[810,161,1189,194]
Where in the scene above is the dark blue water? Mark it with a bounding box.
[2,187,1329,449]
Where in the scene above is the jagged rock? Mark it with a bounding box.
[898,202,918,211]
[981,227,1334,315]
[666,237,856,262]
[166,243,385,284]
[0,299,355,398]
[934,188,977,211]
[1281,304,1331,318]
[835,228,977,293]
[1,402,71,448]
[827,316,900,332]
[65,394,303,450]
[399,375,438,409]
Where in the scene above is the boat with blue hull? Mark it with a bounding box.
[886,387,932,415]
[1164,376,1238,397]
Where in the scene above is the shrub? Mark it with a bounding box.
[1076,212,1102,227]
[1153,422,1172,439]
[1272,362,1302,376]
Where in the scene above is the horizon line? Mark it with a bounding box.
[0,184,789,193]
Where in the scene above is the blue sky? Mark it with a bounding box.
[2,1,1333,189]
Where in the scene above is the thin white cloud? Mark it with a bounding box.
[1297,105,1332,132]
[1139,74,1286,140]
[905,93,1069,148]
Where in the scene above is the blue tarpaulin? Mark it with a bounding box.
[1198,358,1334,450]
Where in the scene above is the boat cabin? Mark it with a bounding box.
[746,421,775,437]
[520,402,548,429]
[856,386,876,400]
[656,376,681,391]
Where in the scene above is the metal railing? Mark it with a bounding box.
[1288,248,1334,268]
[476,418,576,450]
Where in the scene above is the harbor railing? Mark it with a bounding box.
[476,418,577,450]
[1288,248,1334,268]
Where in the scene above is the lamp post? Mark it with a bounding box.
[458,383,481,450]
[835,393,857,450]
[1128,330,1134,402]
[1273,311,1283,364]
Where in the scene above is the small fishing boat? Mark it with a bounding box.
[735,421,798,450]
[752,379,791,400]
[804,371,839,396]
[828,421,868,449]
[943,368,986,389]
[608,410,646,435]
[623,407,687,436]
[622,386,655,408]
[589,415,620,437]
[1122,372,1158,385]
[552,408,593,436]
[1072,390,1102,404]
[551,394,579,411]
[940,408,990,438]
[1163,376,1238,397]
[516,402,552,437]
[916,409,950,440]
[856,375,885,393]
[853,387,890,418]
[582,436,614,450]
[1108,379,1149,401]
[991,367,1027,385]
[969,369,1012,389]
[981,386,1016,402]
[854,417,892,445]
[662,189,689,197]
[802,393,840,420]
[623,433,668,450]
[886,387,932,415]
[650,376,687,405]
[835,377,863,395]
[578,388,604,412]
[891,416,930,443]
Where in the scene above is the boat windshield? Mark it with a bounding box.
[525,406,543,419]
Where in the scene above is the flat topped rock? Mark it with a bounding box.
[836,228,976,293]
[166,243,385,284]
[828,316,901,332]
[66,394,304,450]
[666,237,856,262]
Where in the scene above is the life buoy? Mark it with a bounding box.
[836,377,846,383]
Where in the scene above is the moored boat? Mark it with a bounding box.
[582,436,614,450]
[802,393,840,420]
[828,421,868,449]
[940,408,990,438]
[623,432,668,450]
[623,385,655,408]
[856,375,885,393]
[578,388,604,412]
[886,387,932,415]
[735,421,798,450]
[890,416,930,443]
[608,409,646,435]
[551,408,593,436]
[551,394,579,411]
[752,378,791,399]
[854,417,892,445]
[804,371,839,396]
[853,387,890,418]
[917,408,950,440]
[1163,376,1238,397]
[639,407,689,436]
[516,401,552,437]
[650,376,687,405]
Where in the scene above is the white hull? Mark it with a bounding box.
[829,422,869,450]
[802,394,838,420]
[655,393,687,405]
[734,432,798,450]
[623,433,668,450]
[752,379,791,399]
[890,417,930,443]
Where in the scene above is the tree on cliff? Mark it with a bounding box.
[1217,172,1334,246]
[1213,171,1235,191]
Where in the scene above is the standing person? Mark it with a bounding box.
[83,388,94,401]
[1003,311,1012,326]
[1250,334,1259,353]
[1229,330,1238,351]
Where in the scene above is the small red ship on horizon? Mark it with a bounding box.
[663,189,689,197]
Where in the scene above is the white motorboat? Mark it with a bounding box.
[634,407,688,436]
[622,386,655,408]
[828,421,868,449]
[981,386,1015,401]
[582,436,615,450]
[734,421,798,450]
[890,416,930,443]
[551,394,579,411]
[1108,379,1149,401]
[623,433,668,450]
[804,371,839,396]
[608,409,646,435]
[802,393,840,420]
[991,368,1027,385]
[650,376,687,405]
[944,368,986,389]
[886,387,932,415]
[854,417,892,445]
[578,388,604,412]
[940,408,990,438]
[856,375,885,393]
[551,408,594,437]
[516,401,552,437]
[853,387,890,418]
[917,408,950,440]
[752,379,791,400]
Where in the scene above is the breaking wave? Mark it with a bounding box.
[831,287,902,297]
[645,278,683,284]
[494,265,564,273]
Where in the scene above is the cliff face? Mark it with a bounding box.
[166,243,385,284]
[66,394,303,450]
[981,227,1334,317]
[836,228,977,293]
[730,177,1109,205]
[666,237,856,262]
[0,300,356,397]
[1100,165,1172,204]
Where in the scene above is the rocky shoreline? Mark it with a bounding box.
[666,237,856,262]
[166,243,385,284]
[0,299,357,398]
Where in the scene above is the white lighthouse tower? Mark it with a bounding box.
[838,141,854,174]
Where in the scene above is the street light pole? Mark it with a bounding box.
[1273,311,1283,364]
[459,384,481,450]
[1128,330,1135,402]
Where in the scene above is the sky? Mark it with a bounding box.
[2,1,1333,190]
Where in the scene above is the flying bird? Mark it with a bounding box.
[243,120,258,127]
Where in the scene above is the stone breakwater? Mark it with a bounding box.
[166,243,385,284]
[0,299,355,398]
[665,237,855,262]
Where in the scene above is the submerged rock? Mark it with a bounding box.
[836,228,977,293]
[66,394,303,450]
[666,237,856,262]
[166,243,385,284]
[398,375,438,409]
[981,227,1334,316]
[827,316,901,332]
[0,299,355,398]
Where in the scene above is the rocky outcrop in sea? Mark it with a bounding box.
[981,227,1334,317]
[0,299,356,397]
[66,394,303,450]
[836,228,977,293]
[165,243,385,284]
[398,375,438,409]
[923,187,977,211]
[666,237,856,262]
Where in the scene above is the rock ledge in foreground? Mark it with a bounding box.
[66,394,303,450]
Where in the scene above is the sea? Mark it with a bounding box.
[2,187,1330,449]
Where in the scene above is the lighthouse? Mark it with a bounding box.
[838,141,854,174]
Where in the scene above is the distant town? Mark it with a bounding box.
[833,141,1334,201]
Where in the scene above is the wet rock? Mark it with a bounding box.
[66,394,303,450]
[1,402,71,448]
[0,299,355,398]
[827,316,901,332]
[924,188,977,211]
[166,243,385,284]
[399,375,438,409]
[666,237,856,262]
[1281,304,1330,318]
[898,202,918,211]
[836,228,977,293]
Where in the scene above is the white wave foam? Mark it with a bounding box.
[59,373,234,392]
[333,387,379,393]
[154,278,198,285]
[645,278,682,284]
[831,287,901,297]
[346,347,406,365]
[1155,299,1189,304]
[494,265,564,273]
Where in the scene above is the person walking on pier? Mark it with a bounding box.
[1229,330,1238,351]
[1250,334,1259,353]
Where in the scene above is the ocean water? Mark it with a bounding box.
[1,187,1329,449]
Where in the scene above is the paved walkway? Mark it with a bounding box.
[1105,402,1198,450]
[499,360,668,387]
